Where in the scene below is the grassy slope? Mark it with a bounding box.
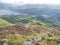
[0,18,12,26]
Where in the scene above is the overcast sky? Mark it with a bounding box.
[0,0,60,4]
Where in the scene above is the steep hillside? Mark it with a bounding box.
[0,18,12,26]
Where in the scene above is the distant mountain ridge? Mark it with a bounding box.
[0,3,60,15]
[0,3,60,27]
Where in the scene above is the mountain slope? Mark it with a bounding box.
[0,23,60,45]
